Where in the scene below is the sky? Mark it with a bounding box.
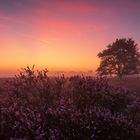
[0,0,140,77]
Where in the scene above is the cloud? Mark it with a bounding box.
[0,15,28,25]
[0,0,112,17]
[54,1,111,16]
[0,0,40,16]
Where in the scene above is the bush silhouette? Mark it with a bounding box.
[0,67,140,140]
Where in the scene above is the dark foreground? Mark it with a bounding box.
[0,68,140,140]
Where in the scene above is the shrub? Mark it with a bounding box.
[0,67,140,140]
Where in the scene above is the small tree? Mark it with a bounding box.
[97,38,140,78]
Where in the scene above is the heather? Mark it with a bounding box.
[0,67,140,140]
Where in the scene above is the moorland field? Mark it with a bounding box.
[0,69,140,139]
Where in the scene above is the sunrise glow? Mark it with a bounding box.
[0,0,140,76]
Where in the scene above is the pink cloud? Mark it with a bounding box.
[46,1,112,17]
[31,0,112,18]
[0,14,30,26]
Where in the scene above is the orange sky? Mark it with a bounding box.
[0,0,140,77]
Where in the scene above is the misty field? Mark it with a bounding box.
[108,77,140,97]
[0,68,140,140]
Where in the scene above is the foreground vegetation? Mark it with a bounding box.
[0,67,140,140]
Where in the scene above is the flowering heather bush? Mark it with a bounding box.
[0,67,140,140]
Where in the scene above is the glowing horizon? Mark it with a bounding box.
[0,0,140,77]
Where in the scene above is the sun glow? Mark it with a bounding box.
[0,0,140,76]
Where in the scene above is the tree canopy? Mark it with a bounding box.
[97,38,140,78]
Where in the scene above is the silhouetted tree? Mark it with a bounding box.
[97,38,140,78]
